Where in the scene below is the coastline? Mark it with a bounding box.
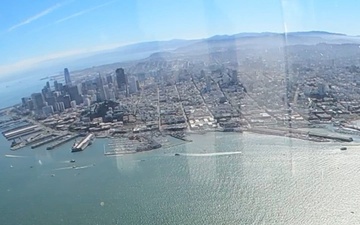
[2,101,358,154]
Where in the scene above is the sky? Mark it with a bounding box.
[0,0,359,77]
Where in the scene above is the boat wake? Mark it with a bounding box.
[179,152,242,157]
[53,166,74,171]
[75,164,95,170]
[54,164,95,171]
[4,154,27,158]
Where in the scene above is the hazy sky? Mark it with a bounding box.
[0,0,358,76]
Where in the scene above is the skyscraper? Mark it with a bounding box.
[54,80,59,91]
[67,85,82,104]
[21,97,31,107]
[128,76,138,94]
[136,80,140,91]
[42,86,51,98]
[318,83,327,98]
[106,74,113,84]
[96,74,107,101]
[205,75,212,92]
[31,93,45,111]
[42,105,54,116]
[63,95,71,109]
[115,68,127,91]
[45,96,56,108]
[231,70,238,84]
[55,102,65,112]
[64,68,71,85]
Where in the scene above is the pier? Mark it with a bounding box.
[72,133,94,152]
[169,133,193,142]
[47,134,81,150]
[0,120,26,130]
[7,129,43,140]
[26,134,56,146]
[2,122,32,134]
[308,132,353,142]
[31,134,68,149]
[3,125,39,139]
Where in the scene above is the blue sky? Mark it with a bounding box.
[0,0,359,76]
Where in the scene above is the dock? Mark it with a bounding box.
[308,132,353,142]
[2,122,32,134]
[47,134,81,150]
[31,134,68,149]
[7,129,43,140]
[72,133,94,152]
[0,120,26,130]
[26,134,55,146]
[3,125,40,139]
[169,133,193,142]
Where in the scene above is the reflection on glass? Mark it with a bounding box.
[1,0,360,224]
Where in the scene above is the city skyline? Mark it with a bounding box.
[1,0,360,77]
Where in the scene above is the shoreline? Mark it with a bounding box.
[187,126,356,144]
[2,105,357,153]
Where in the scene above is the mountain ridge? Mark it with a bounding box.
[3,31,359,78]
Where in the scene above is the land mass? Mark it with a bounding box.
[2,31,360,153]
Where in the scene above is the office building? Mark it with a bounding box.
[231,70,238,84]
[116,68,127,91]
[103,85,110,101]
[45,96,56,107]
[136,80,140,91]
[70,100,77,108]
[21,97,31,108]
[98,86,106,102]
[54,81,64,92]
[42,86,51,98]
[91,93,97,102]
[83,97,91,107]
[67,85,82,104]
[54,80,59,91]
[128,76,138,94]
[109,88,116,101]
[318,83,327,97]
[64,68,71,85]
[205,76,212,92]
[31,93,45,111]
[55,102,65,112]
[63,95,71,109]
[42,105,54,116]
[106,74,113,84]
[59,102,65,112]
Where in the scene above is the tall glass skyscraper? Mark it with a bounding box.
[115,68,127,91]
[64,68,71,85]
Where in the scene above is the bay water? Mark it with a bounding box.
[1,131,360,224]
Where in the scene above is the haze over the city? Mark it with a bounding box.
[1,0,359,76]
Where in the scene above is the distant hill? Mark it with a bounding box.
[55,31,360,70]
[175,31,360,55]
[6,31,360,79]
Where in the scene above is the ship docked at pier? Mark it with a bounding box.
[71,133,94,152]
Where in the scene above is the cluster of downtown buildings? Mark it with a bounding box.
[15,62,247,137]
[20,67,139,118]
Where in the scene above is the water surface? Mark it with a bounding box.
[1,132,359,224]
